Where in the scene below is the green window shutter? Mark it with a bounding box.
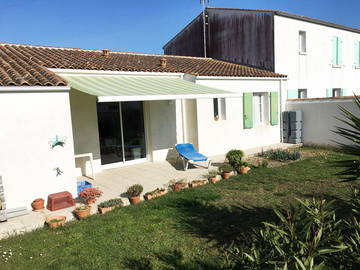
[337,37,342,65]
[270,92,279,126]
[341,88,347,97]
[243,93,253,129]
[355,41,360,67]
[326,88,333,97]
[287,89,298,99]
[332,37,338,65]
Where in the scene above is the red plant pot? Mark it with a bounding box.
[129,196,141,205]
[221,172,232,179]
[31,198,45,211]
[239,166,251,175]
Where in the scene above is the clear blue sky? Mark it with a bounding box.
[0,0,359,54]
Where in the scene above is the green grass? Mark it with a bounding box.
[0,149,359,269]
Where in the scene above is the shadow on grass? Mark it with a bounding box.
[124,250,222,270]
[168,197,276,247]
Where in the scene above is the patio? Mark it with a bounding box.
[0,143,297,239]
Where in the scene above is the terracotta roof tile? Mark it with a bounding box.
[0,43,286,87]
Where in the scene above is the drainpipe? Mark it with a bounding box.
[279,78,284,143]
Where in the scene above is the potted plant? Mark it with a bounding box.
[98,198,123,214]
[238,161,251,174]
[226,149,245,171]
[31,198,45,211]
[79,187,102,204]
[169,179,187,192]
[73,204,91,219]
[219,164,234,179]
[126,184,143,205]
[46,216,66,229]
[143,188,167,200]
[189,179,208,188]
[203,170,220,184]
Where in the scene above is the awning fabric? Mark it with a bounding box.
[61,75,238,102]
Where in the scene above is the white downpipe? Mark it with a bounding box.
[181,99,186,143]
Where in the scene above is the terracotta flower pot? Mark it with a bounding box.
[173,183,183,192]
[209,176,219,184]
[31,198,45,211]
[222,172,232,179]
[189,180,208,188]
[46,216,66,229]
[98,206,115,214]
[74,207,91,219]
[239,166,251,174]
[129,196,141,205]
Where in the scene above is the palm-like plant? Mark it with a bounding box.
[333,94,360,181]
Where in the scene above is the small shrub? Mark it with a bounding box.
[258,160,269,168]
[219,163,234,173]
[203,170,218,178]
[259,148,301,161]
[226,149,245,169]
[75,204,89,211]
[98,198,123,208]
[126,184,143,197]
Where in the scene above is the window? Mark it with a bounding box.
[298,89,307,99]
[299,31,306,53]
[333,88,341,97]
[213,98,226,120]
[355,41,360,68]
[252,94,264,125]
[332,36,342,67]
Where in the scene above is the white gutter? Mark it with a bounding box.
[196,76,288,81]
[50,68,184,77]
[0,86,70,93]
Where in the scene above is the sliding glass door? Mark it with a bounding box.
[97,101,146,165]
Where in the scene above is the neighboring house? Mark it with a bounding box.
[0,43,286,209]
[163,7,360,99]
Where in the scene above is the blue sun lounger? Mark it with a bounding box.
[175,143,211,171]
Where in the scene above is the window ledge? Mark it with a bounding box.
[332,65,342,68]
[355,66,360,69]
[298,52,307,55]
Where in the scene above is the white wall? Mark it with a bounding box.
[286,97,357,146]
[274,15,360,98]
[0,91,76,209]
[147,100,178,161]
[195,79,282,156]
[69,89,102,174]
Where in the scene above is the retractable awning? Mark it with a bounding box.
[61,75,238,102]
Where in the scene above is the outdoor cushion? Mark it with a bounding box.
[175,143,208,162]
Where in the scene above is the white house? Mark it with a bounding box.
[0,43,286,210]
[163,7,360,100]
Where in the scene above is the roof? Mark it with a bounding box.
[164,7,360,48]
[0,43,286,87]
[208,7,360,34]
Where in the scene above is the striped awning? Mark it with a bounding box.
[61,75,237,102]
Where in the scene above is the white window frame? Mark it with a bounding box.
[298,89,307,99]
[213,98,226,121]
[299,31,307,54]
[252,93,265,126]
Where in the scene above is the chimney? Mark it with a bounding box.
[102,49,110,57]
[159,58,167,67]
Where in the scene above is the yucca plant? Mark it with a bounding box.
[333,94,360,181]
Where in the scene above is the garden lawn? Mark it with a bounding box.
[0,148,359,270]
